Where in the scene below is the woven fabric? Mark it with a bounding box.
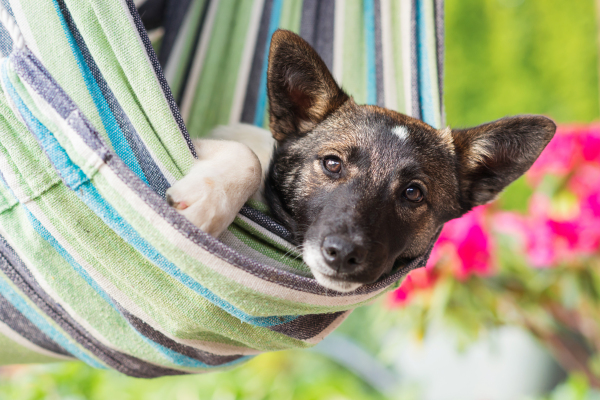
[0,0,443,375]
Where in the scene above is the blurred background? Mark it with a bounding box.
[2,0,600,398]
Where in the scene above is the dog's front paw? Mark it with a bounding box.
[166,140,262,237]
[166,178,234,237]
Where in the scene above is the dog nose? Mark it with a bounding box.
[321,236,366,273]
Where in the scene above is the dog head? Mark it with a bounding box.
[265,30,556,292]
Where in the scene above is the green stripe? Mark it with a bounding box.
[390,0,406,114]
[279,0,303,33]
[187,0,254,138]
[343,0,367,104]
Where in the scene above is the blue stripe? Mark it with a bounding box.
[417,0,435,127]
[2,61,298,329]
[50,0,149,186]
[364,0,377,105]
[253,0,284,127]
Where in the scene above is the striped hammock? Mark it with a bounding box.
[0,0,443,376]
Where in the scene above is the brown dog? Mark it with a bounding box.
[167,30,556,292]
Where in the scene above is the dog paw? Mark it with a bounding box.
[165,140,262,237]
[166,177,236,237]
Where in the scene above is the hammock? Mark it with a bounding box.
[0,0,443,376]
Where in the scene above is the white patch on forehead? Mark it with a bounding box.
[391,126,409,141]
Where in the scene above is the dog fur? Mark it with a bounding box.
[166,30,556,292]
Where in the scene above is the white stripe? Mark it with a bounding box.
[0,320,74,360]
[380,0,398,111]
[8,0,42,58]
[400,0,412,116]
[0,4,24,50]
[332,0,345,83]
[229,0,265,125]
[180,0,220,123]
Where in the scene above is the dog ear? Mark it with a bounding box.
[267,29,349,141]
[453,115,556,211]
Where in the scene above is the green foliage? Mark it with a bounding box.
[535,374,600,400]
[0,351,390,400]
[445,0,600,127]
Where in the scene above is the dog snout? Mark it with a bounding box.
[321,235,366,273]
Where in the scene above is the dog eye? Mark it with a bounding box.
[323,156,342,174]
[404,186,424,202]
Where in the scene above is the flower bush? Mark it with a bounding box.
[389,124,600,387]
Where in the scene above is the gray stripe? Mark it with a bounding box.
[241,0,273,124]
[269,311,347,340]
[0,293,71,357]
[0,234,186,377]
[374,0,384,107]
[123,0,197,158]
[410,0,421,119]
[11,47,440,298]
[300,0,335,72]
[57,0,171,198]
[434,0,444,125]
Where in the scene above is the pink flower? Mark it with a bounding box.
[389,262,438,306]
[580,127,600,163]
[436,206,493,279]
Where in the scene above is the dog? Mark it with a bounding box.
[166,29,556,292]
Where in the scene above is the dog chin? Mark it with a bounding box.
[303,243,363,293]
